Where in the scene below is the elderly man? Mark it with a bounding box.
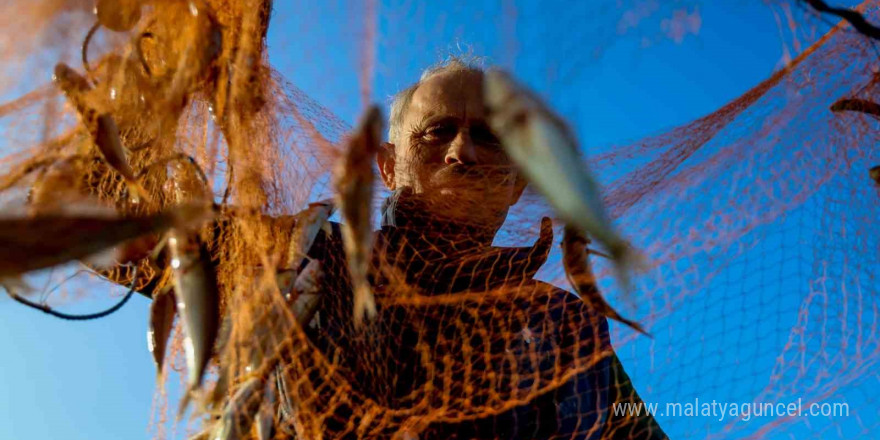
[272,58,668,440]
[84,55,663,438]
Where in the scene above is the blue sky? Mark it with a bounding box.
[0,1,871,439]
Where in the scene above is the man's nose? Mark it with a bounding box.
[444,130,478,165]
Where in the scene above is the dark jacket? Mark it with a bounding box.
[279,190,667,440]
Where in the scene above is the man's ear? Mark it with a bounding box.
[509,172,527,207]
[377,142,396,190]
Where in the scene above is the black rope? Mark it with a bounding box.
[221,162,234,206]
[136,153,210,188]
[82,22,101,82]
[5,267,140,321]
[587,248,612,260]
[830,98,880,118]
[135,32,156,77]
[803,0,880,41]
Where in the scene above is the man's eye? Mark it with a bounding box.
[471,125,502,148]
[425,124,456,140]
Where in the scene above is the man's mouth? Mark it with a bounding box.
[428,165,515,191]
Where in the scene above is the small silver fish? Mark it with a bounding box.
[276,257,322,303]
[275,269,296,301]
[147,287,177,376]
[276,199,333,300]
[484,70,641,289]
[0,205,208,278]
[52,63,150,202]
[213,377,264,440]
[292,259,323,327]
[293,259,322,297]
[167,231,220,397]
[561,225,649,337]
[334,105,382,325]
[274,366,295,427]
[207,314,234,411]
[286,199,335,270]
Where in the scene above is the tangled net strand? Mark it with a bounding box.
[0,1,878,439]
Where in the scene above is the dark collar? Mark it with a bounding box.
[374,189,554,295]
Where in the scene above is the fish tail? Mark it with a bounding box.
[353,282,377,325]
[176,384,210,422]
[604,307,652,338]
[177,391,194,422]
[618,316,652,338]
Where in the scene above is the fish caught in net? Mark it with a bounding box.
[0,1,878,439]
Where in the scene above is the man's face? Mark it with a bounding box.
[378,69,525,230]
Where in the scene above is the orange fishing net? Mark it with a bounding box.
[0,1,878,439]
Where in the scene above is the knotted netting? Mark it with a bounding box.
[0,1,878,439]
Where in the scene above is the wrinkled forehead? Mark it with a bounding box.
[406,70,486,123]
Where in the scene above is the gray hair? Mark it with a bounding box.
[387,56,485,147]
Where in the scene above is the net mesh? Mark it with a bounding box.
[0,1,878,439]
